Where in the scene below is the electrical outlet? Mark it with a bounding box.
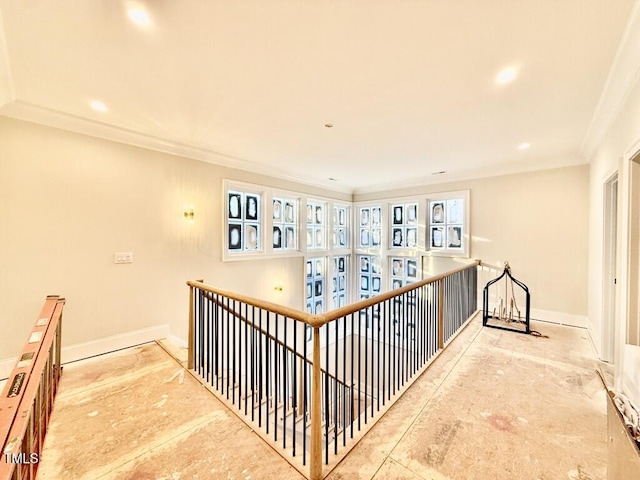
[114,252,133,264]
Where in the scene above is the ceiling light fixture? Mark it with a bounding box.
[518,142,531,150]
[128,8,151,27]
[496,66,518,85]
[324,123,333,128]
[90,100,108,112]
[432,171,447,175]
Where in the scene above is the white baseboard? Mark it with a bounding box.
[166,332,188,349]
[530,308,587,328]
[0,324,169,380]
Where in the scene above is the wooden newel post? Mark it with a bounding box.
[188,284,195,370]
[310,326,323,480]
[438,278,444,349]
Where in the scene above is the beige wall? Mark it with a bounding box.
[356,165,590,319]
[0,115,591,368]
[0,117,348,362]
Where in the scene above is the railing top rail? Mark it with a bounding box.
[187,280,316,324]
[318,260,480,324]
[188,259,480,328]
[0,296,65,470]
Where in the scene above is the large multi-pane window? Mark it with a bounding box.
[358,254,382,299]
[226,190,262,253]
[333,205,350,249]
[389,256,420,289]
[272,196,298,250]
[428,195,467,255]
[357,205,382,248]
[306,200,326,250]
[305,257,326,314]
[390,202,418,248]
[332,255,349,309]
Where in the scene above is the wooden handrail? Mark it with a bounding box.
[319,260,480,323]
[0,296,65,480]
[187,280,316,323]
[188,259,480,328]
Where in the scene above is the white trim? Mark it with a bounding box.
[616,137,640,392]
[601,171,619,362]
[0,10,16,107]
[166,333,188,349]
[580,0,640,160]
[0,324,169,380]
[530,308,588,329]
[0,101,355,195]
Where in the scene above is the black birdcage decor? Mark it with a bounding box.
[483,262,530,334]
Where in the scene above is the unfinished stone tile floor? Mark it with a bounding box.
[36,317,610,479]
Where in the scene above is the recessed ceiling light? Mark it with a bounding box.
[90,100,108,112]
[128,8,151,26]
[324,123,333,128]
[328,177,338,181]
[432,171,447,175]
[518,142,531,150]
[496,66,518,85]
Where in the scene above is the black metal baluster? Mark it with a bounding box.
[232,299,236,404]
[225,297,230,398]
[283,316,288,449]
[303,322,307,465]
[292,318,297,457]
[274,314,279,443]
[251,306,256,422]
[334,319,339,454]
[325,325,329,464]
[266,311,270,435]
[382,300,391,406]
[342,313,347,446]
[258,308,263,428]
[392,297,397,396]
[376,302,380,414]
[357,310,362,432]
[350,313,355,439]
[198,289,204,377]
[244,302,248,415]
[364,306,368,425]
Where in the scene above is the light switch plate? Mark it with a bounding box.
[114,252,133,264]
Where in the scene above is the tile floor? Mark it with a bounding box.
[34,317,610,479]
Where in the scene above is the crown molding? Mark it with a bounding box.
[580,0,640,160]
[0,10,16,108]
[352,154,585,196]
[0,100,354,195]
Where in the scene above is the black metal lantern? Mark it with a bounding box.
[483,262,530,334]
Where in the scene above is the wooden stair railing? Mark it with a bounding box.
[188,259,480,480]
[0,296,65,480]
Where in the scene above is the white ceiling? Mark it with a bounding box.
[0,0,637,194]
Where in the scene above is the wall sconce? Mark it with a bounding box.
[183,207,195,222]
[274,283,284,293]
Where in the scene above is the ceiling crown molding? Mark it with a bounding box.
[580,0,640,160]
[0,9,16,108]
[0,100,354,195]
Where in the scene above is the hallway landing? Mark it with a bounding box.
[36,317,609,479]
